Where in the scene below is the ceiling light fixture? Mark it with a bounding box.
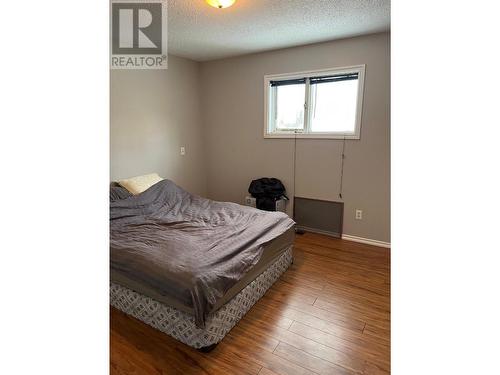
[206,0,236,9]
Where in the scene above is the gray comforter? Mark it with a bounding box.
[110,179,294,327]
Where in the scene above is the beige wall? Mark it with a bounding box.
[200,33,390,242]
[110,55,207,196]
[110,33,390,242]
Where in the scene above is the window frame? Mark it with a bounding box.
[263,65,366,139]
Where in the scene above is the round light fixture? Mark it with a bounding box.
[206,0,236,9]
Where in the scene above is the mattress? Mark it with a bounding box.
[111,179,295,327]
[111,227,295,315]
[111,245,293,349]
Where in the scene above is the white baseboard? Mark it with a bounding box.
[341,234,391,248]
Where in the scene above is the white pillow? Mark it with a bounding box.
[118,173,163,195]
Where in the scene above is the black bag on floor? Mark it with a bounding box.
[248,178,288,211]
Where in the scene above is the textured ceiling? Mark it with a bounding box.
[167,0,390,61]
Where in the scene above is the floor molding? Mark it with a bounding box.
[341,234,391,248]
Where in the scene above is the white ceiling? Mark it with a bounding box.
[167,0,390,62]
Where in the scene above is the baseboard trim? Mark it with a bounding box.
[341,234,391,248]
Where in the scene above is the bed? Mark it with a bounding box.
[110,179,295,350]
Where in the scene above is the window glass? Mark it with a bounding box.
[309,79,358,133]
[275,84,305,130]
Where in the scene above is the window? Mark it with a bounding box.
[264,65,365,139]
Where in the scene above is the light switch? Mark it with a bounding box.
[180,146,186,156]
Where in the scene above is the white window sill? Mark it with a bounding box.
[264,132,360,140]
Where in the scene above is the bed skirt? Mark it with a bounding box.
[110,245,293,349]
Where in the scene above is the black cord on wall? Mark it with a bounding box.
[292,130,306,234]
[339,136,346,200]
[293,130,298,201]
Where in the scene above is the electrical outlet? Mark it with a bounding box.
[180,146,186,156]
[355,209,363,220]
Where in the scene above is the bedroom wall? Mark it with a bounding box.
[110,55,207,196]
[200,32,390,243]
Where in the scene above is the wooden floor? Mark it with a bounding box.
[111,232,390,375]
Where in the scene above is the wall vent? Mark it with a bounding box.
[293,197,344,238]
